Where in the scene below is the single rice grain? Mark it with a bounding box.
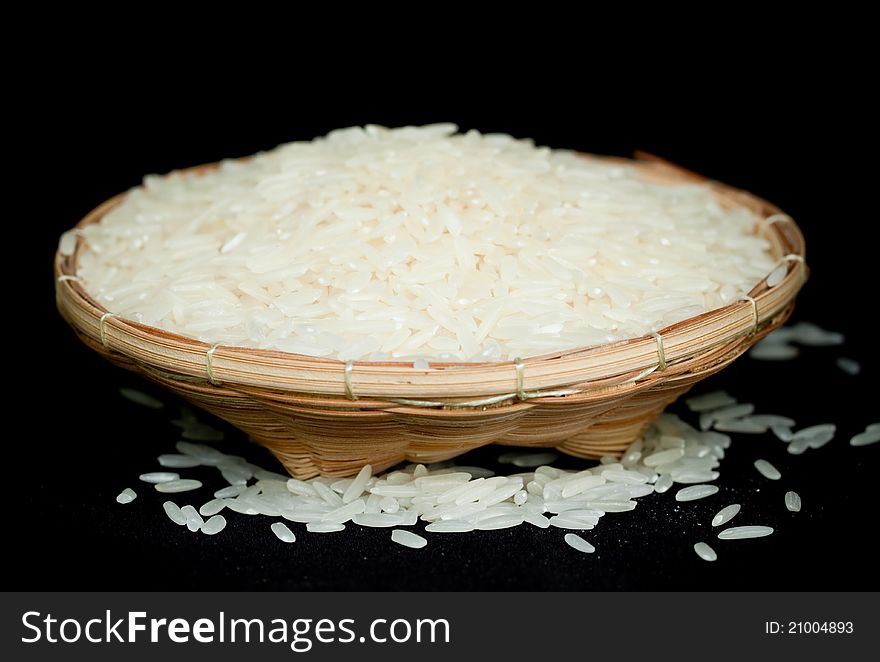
[564,533,596,553]
[718,526,774,540]
[675,485,719,502]
[271,522,296,543]
[391,529,428,549]
[711,504,741,527]
[754,459,781,480]
[163,501,186,525]
[201,515,226,535]
[116,488,137,504]
[155,479,203,493]
[693,542,717,561]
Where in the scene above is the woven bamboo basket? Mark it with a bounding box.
[55,153,807,479]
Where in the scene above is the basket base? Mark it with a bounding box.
[246,383,691,479]
[75,300,793,479]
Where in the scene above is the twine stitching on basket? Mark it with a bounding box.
[765,254,806,287]
[514,358,526,400]
[651,332,667,371]
[98,312,115,348]
[740,296,759,335]
[344,360,357,400]
[206,343,222,386]
[57,274,83,284]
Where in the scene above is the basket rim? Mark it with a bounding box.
[54,152,807,402]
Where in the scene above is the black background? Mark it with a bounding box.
[16,42,878,591]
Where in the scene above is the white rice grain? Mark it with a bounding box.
[672,470,720,484]
[451,466,496,479]
[564,533,596,553]
[788,322,844,347]
[582,501,637,513]
[654,473,674,494]
[313,481,345,507]
[786,438,811,455]
[766,264,787,288]
[162,501,186,525]
[214,485,247,499]
[286,479,317,497]
[480,481,525,507]
[771,425,794,442]
[785,491,802,512]
[749,342,799,361]
[184,508,204,532]
[642,448,685,467]
[511,452,559,468]
[693,542,717,561]
[321,499,366,524]
[116,488,137,504]
[746,415,796,428]
[835,357,861,376]
[709,403,756,421]
[754,459,781,480]
[342,465,372,503]
[201,515,226,535]
[155,479,203,493]
[718,526,774,540]
[139,472,180,484]
[391,529,427,549]
[306,522,346,533]
[601,470,649,485]
[271,522,296,543]
[685,391,736,412]
[221,466,250,486]
[180,505,202,531]
[549,516,596,530]
[424,520,475,533]
[199,499,227,517]
[353,513,410,528]
[477,514,525,530]
[850,429,880,447]
[792,424,836,450]
[675,485,719,502]
[59,229,78,256]
[523,512,551,528]
[370,485,421,498]
[713,419,768,434]
[711,504,741,527]
[157,454,201,469]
